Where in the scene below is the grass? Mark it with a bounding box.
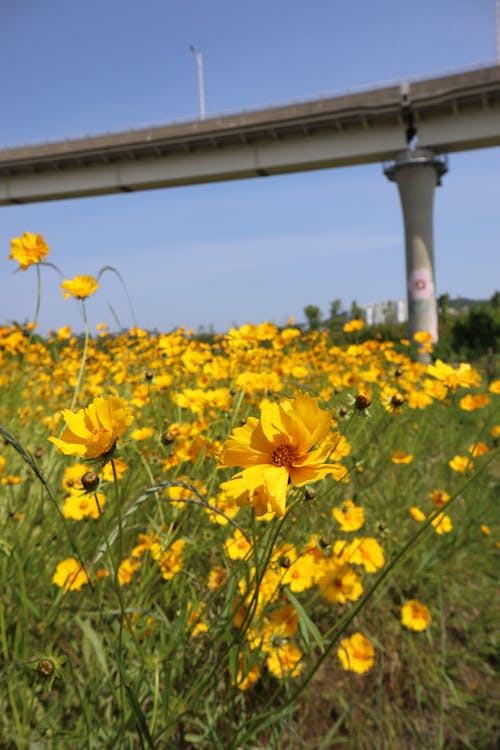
[0,315,498,749]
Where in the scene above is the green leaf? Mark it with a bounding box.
[125,684,155,750]
[75,616,110,678]
[285,588,324,653]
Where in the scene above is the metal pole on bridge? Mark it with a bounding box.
[384,148,448,361]
[190,46,206,120]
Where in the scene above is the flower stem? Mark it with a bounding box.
[28,264,42,344]
[70,300,90,410]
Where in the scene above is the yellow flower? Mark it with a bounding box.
[481,524,491,536]
[448,455,473,473]
[220,392,335,517]
[488,379,500,394]
[391,449,413,464]
[279,550,316,593]
[332,499,365,532]
[52,557,89,592]
[317,559,363,604]
[459,393,491,411]
[266,640,303,679]
[100,458,129,481]
[337,632,375,673]
[432,512,453,535]
[118,556,141,586]
[187,602,209,638]
[223,529,252,560]
[207,566,227,591]
[468,441,489,458]
[234,656,260,691]
[428,489,450,508]
[158,539,185,580]
[60,275,99,300]
[62,491,105,520]
[410,506,426,522]
[427,359,479,392]
[57,325,73,340]
[130,426,154,441]
[9,232,49,270]
[401,599,431,631]
[345,537,385,572]
[49,395,133,459]
[343,319,364,333]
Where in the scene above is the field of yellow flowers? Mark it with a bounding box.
[0,234,498,749]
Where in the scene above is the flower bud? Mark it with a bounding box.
[161,430,175,446]
[391,392,405,408]
[81,470,99,492]
[355,392,371,410]
[36,658,55,680]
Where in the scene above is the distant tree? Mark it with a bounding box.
[303,305,323,331]
[438,293,450,322]
[452,303,500,359]
[329,299,343,319]
[490,291,500,309]
[350,300,364,321]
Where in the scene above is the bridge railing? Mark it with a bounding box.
[1,58,499,152]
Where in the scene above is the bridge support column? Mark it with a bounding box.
[384,147,447,360]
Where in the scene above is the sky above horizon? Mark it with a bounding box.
[1,0,499,334]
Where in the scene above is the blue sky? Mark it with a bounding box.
[1,0,499,334]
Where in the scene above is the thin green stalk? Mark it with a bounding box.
[437,580,446,750]
[70,299,90,410]
[111,458,129,741]
[29,263,42,343]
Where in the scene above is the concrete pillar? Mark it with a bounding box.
[384,147,447,354]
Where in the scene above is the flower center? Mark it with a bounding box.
[272,444,297,467]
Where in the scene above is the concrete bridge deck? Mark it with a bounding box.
[1,64,500,205]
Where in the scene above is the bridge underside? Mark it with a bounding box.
[1,65,500,205]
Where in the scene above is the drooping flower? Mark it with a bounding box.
[60,275,99,300]
[337,632,375,673]
[401,599,431,631]
[9,232,49,270]
[49,395,133,459]
[52,557,89,592]
[220,392,336,517]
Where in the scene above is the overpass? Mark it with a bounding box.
[0,64,499,205]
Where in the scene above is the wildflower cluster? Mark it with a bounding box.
[1,233,498,746]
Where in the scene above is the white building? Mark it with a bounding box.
[362,299,408,326]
